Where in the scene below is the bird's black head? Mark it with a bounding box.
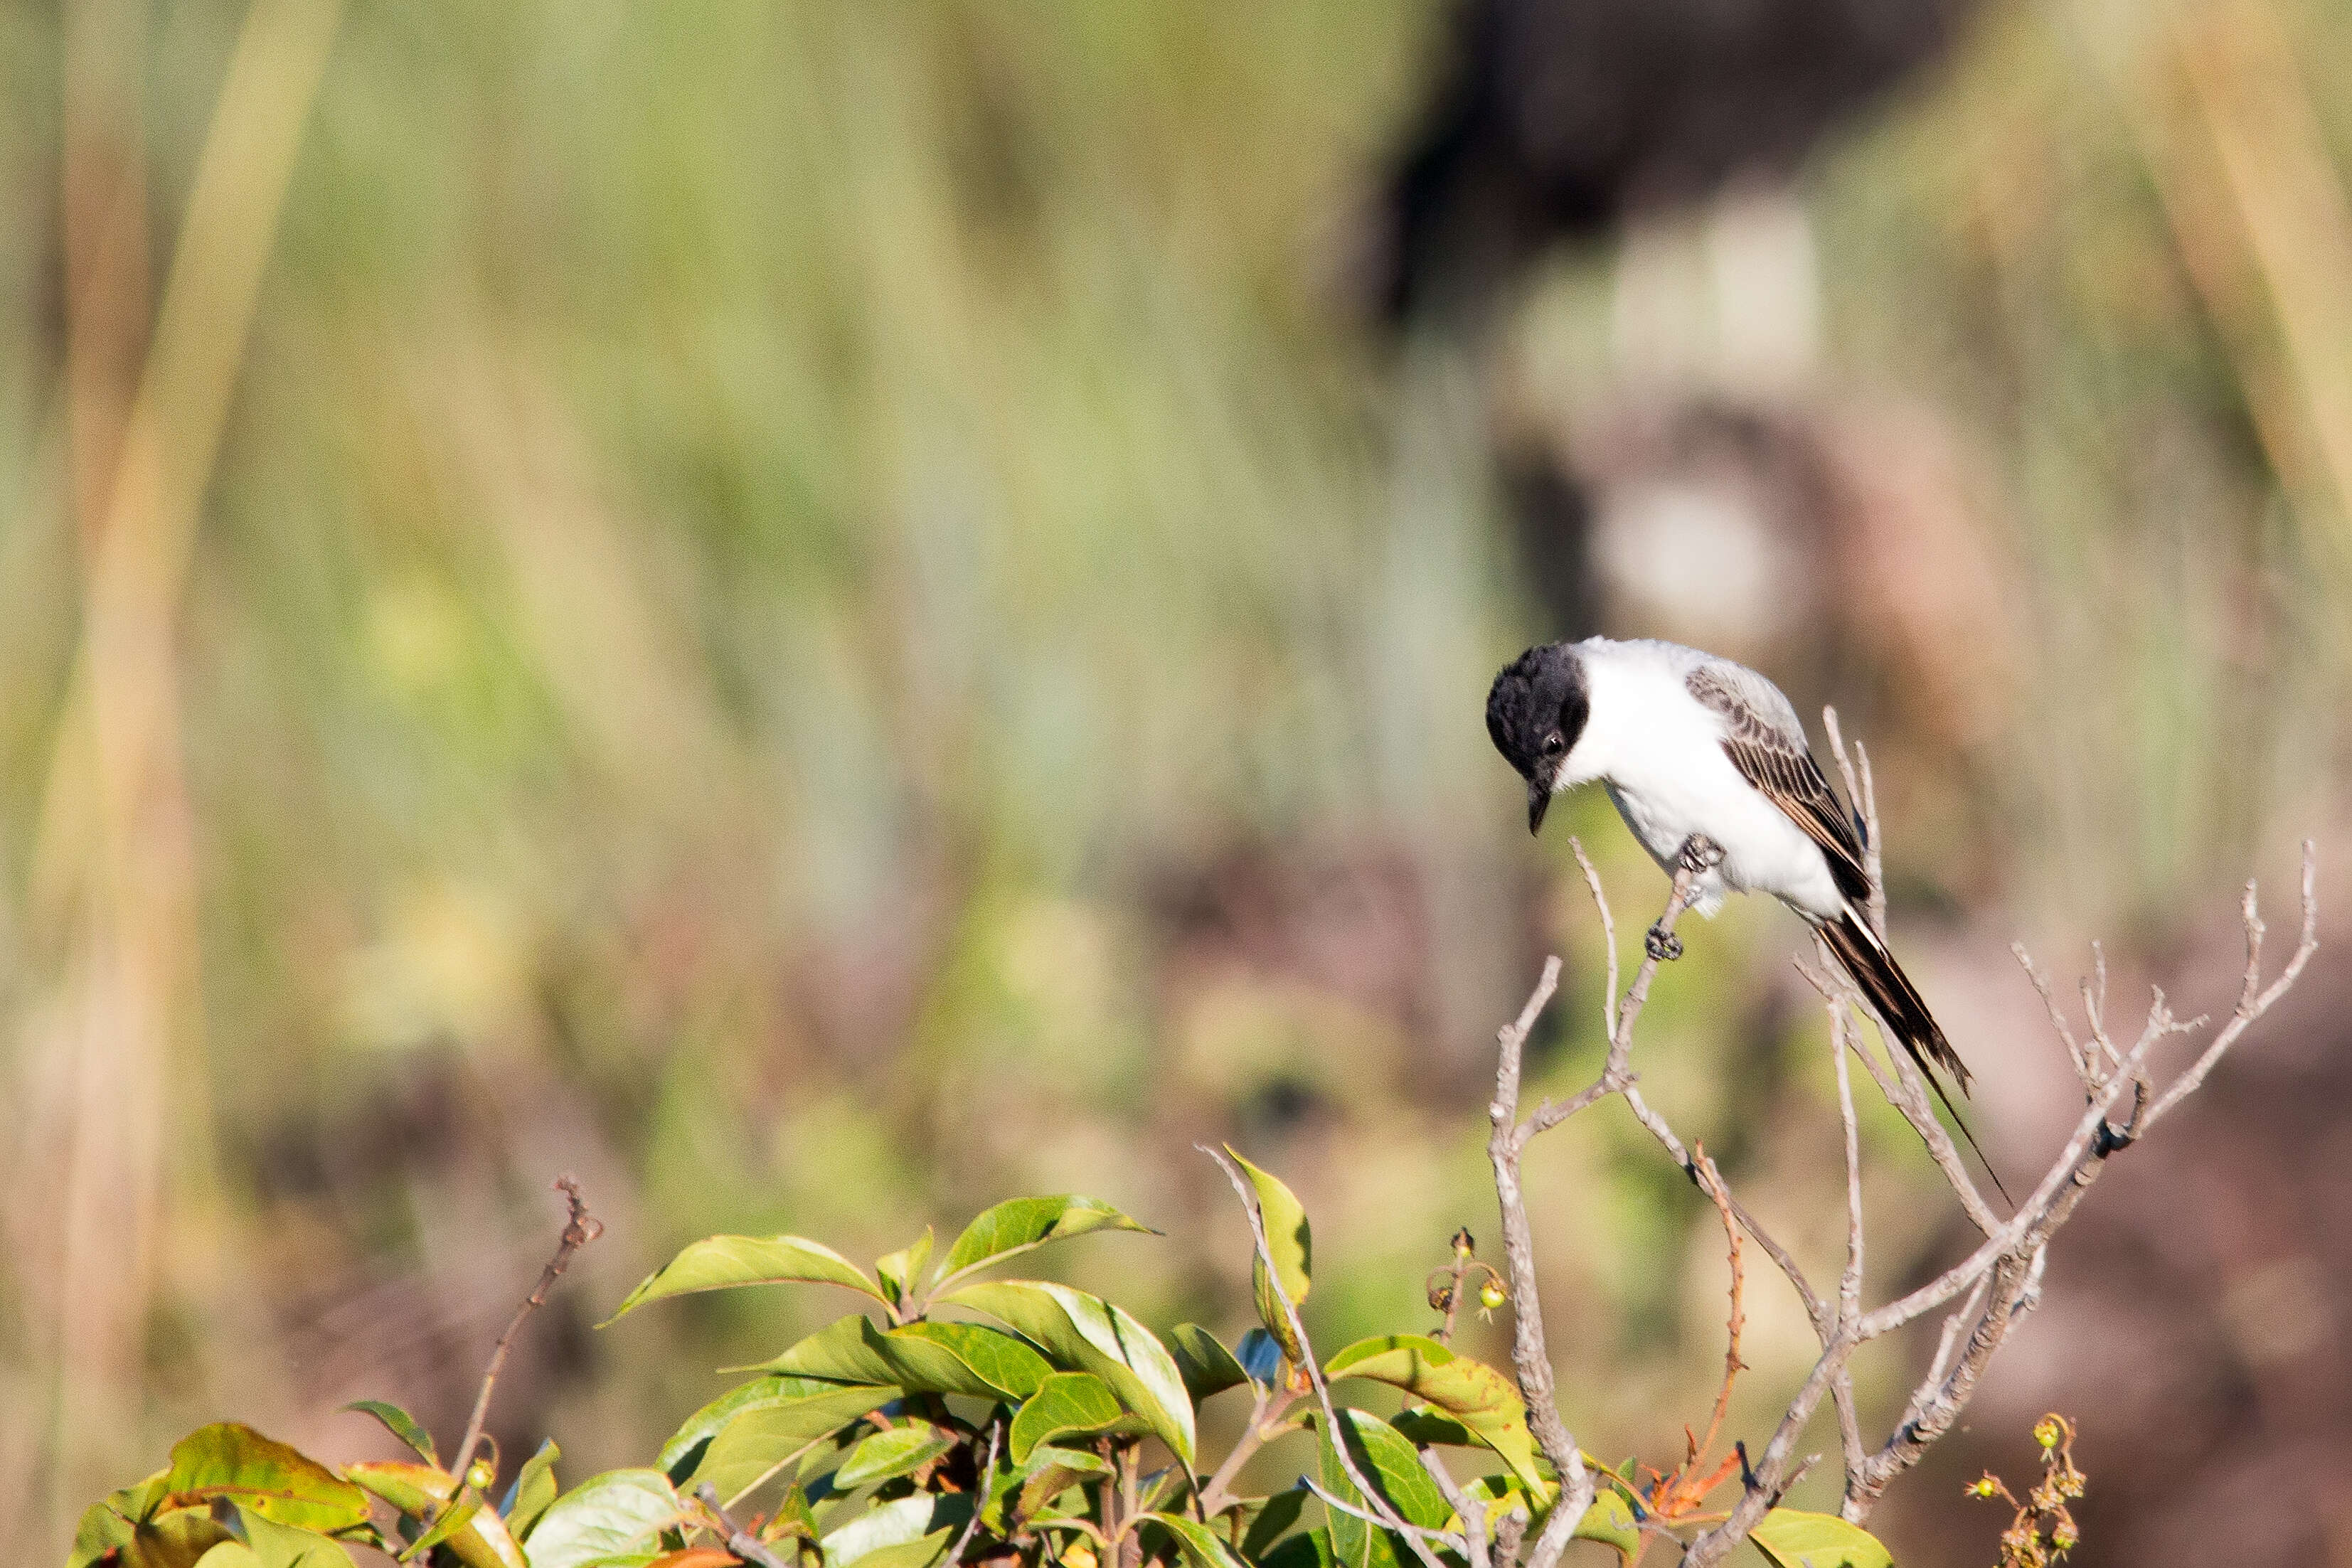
[1486,642,1589,834]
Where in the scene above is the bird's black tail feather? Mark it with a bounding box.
[1819,907,2013,1207]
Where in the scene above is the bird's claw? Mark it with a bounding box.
[1646,923,1683,962]
[1678,835,1726,873]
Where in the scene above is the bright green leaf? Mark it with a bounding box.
[502,1440,560,1539]
[1747,1508,1896,1568]
[68,1494,230,1568]
[696,1384,904,1501]
[657,1375,893,1487]
[233,1510,358,1568]
[1316,1409,1452,1568]
[1169,1324,1250,1402]
[937,1196,1155,1287]
[1571,1491,1641,1567]
[159,1425,369,1536]
[604,1235,888,1322]
[1225,1149,1311,1362]
[1140,1512,1249,1568]
[1323,1335,1547,1498]
[345,1463,528,1568]
[1009,1371,1129,1463]
[876,1230,935,1308]
[820,1493,972,1568]
[752,1318,1052,1402]
[521,1471,681,1568]
[833,1426,956,1490]
[943,1280,1196,1466]
[341,1401,437,1466]
[193,1545,262,1568]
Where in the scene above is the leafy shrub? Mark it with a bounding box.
[67,1168,1888,1568]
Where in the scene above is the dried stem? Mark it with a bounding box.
[449,1176,603,1488]
[1487,799,2316,1561]
[942,1422,1003,1568]
[1205,1148,1457,1568]
[695,1482,793,1568]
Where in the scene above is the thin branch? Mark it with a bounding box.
[1419,1450,1491,1568]
[1204,1148,1454,1568]
[1831,1011,1864,1331]
[1798,954,1999,1237]
[942,1422,1003,1568]
[1821,709,1885,936]
[1482,955,1597,1568]
[695,1483,793,1568]
[1300,1480,1466,1552]
[437,1176,601,1531]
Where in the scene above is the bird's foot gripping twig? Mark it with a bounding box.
[1646,922,1685,962]
[1679,834,1726,873]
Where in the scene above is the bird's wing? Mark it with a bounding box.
[1685,661,1872,906]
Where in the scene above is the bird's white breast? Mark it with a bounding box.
[1563,641,1844,919]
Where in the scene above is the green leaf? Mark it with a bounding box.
[159,1425,370,1536]
[1747,1509,1895,1568]
[657,1375,894,1488]
[1139,1513,1250,1568]
[876,1229,935,1308]
[1225,1148,1311,1362]
[345,1463,529,1568]
[696,1384,905,1501]
[943,1280,1196,1466]
[836,1536,954,1568]
[1570,1491,1641,1567]
[753,1318,1053,1402]
[1315,1409,1452,1568]
[833,1426,957,1490]
[237,1512,358,1568]
[1009,1372,1130,1463]
[936,1195,1156,1287]
[69,1493,231,1568]
[521,1471,682,1568]
[341,1401,437,1466]
[605,1235,889,1322]
[1240,1489,1309,1558]
[820,1493,972,1568]
[1323,1335,1547,1498]
[1015,1445,1110,1519]
[1320,1411,1452,1530]
[408,1493,489,1562]
[873,1321,1055,1400]
[1260,1525,1339,1568]
[502,1440,561,1539]
[1169,1324,1250,1402]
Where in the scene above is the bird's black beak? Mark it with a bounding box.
[1527,784,1550,836]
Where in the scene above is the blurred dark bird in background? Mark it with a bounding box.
[1368,0,1977,324]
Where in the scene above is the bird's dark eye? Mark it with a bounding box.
[1541,732,1565,756]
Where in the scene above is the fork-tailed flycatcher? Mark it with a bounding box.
[1486,636,2006,1202]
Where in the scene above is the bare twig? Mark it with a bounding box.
[942,1422,1003,1568]
[1489,784,2316,1559]
[1204,1148,1457,1568]
[449,1176,603,1489]
[695,1483,794,1568]
[1418,1451,1491,1568]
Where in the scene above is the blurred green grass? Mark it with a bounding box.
[4,0,2348,1560]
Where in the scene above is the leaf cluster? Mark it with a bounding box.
[70,1173,1893,1568]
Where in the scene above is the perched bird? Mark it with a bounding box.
[1486,636,2004,1199]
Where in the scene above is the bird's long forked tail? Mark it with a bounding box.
[1819,907,2013,1207]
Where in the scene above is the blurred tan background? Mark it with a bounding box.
[4,0,2350,1561]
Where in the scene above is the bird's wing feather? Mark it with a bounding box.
[1685,661,1872,906]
